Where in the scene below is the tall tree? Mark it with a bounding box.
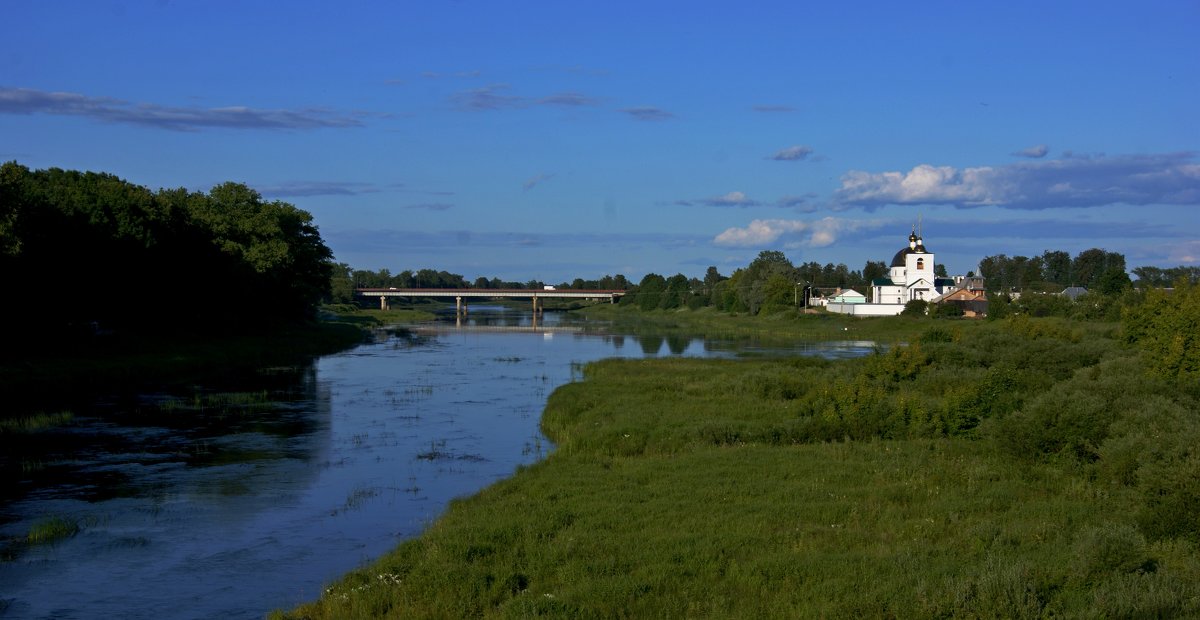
[634,273,667,311]
[1072,248,1125,288]
[739,250,797,314]
[0,161,28,256]
[329,263,355,303]
[660,273,690,309]
[979,254,1010,292]
[1095,267,1132,296]
[703,266,726,293]
[1041,250,1071,284]
[862,260,887,284]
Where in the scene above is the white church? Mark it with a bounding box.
[826,227,956,316]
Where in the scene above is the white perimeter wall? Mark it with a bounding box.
[826,303,905,317]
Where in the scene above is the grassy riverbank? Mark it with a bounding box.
[278,314,1200,618]
[578,304,933,343]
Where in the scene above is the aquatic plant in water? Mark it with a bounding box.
[26,517,79,545]
[0,411,74,434]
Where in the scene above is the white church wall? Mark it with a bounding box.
[827,303,906,316]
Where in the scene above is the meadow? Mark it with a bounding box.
[278,307,1200,618]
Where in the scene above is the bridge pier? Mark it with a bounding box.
[532,296,543,316]
[379,296,389,311]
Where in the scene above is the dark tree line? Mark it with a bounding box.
[0,162,333,344]
[1130,266,1200,287]
[621,251,892,315]
[328,266,633,305]
[344,251,885,315]
[977,249,1133,294]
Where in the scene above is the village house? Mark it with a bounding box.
[930,276,989,317]
[829,288,867,304]
[1061,286,1088,301]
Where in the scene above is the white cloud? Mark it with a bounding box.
[834,153,1200,210]
[675,191,764,207]
[714,217,883,248]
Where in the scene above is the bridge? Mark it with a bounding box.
[355,288,627,314]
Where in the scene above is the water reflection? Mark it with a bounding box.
[638,334,664,355]
[0,365,332,619]
[0,307,876,619]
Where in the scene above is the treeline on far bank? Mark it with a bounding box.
[327,265,634,304]
[339,245,1197,322]
[0,162,335,353]
[331,253,887,316]
[617,248,1193,319]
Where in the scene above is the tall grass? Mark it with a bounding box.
[277,316,1200,618]
[579,304,935,344]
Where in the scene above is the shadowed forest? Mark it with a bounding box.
[0,162,333,349]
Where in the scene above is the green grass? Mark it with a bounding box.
[321,305,436,327]
[577,303,949,345]
[278,317,1200,619]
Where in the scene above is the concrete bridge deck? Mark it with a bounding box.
[356,288,626,312]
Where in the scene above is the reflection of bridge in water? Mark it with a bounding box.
[414,321,584,334]
[356,288,626,314]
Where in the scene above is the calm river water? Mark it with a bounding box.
[0,308,873,619]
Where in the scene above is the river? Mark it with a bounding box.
[0,307,874,619]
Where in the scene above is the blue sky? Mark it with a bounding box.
[3,1,1198,283]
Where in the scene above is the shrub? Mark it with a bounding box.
[863,343,928,383]
[1136,452,1200,541]
[901,299,928,317]
[992,387,1114,462]
[932,302,963,318]
[1095,394,1197,486]
[1122,282,1200,381]
[918,325,957,344]
[1071,523,1154,580]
